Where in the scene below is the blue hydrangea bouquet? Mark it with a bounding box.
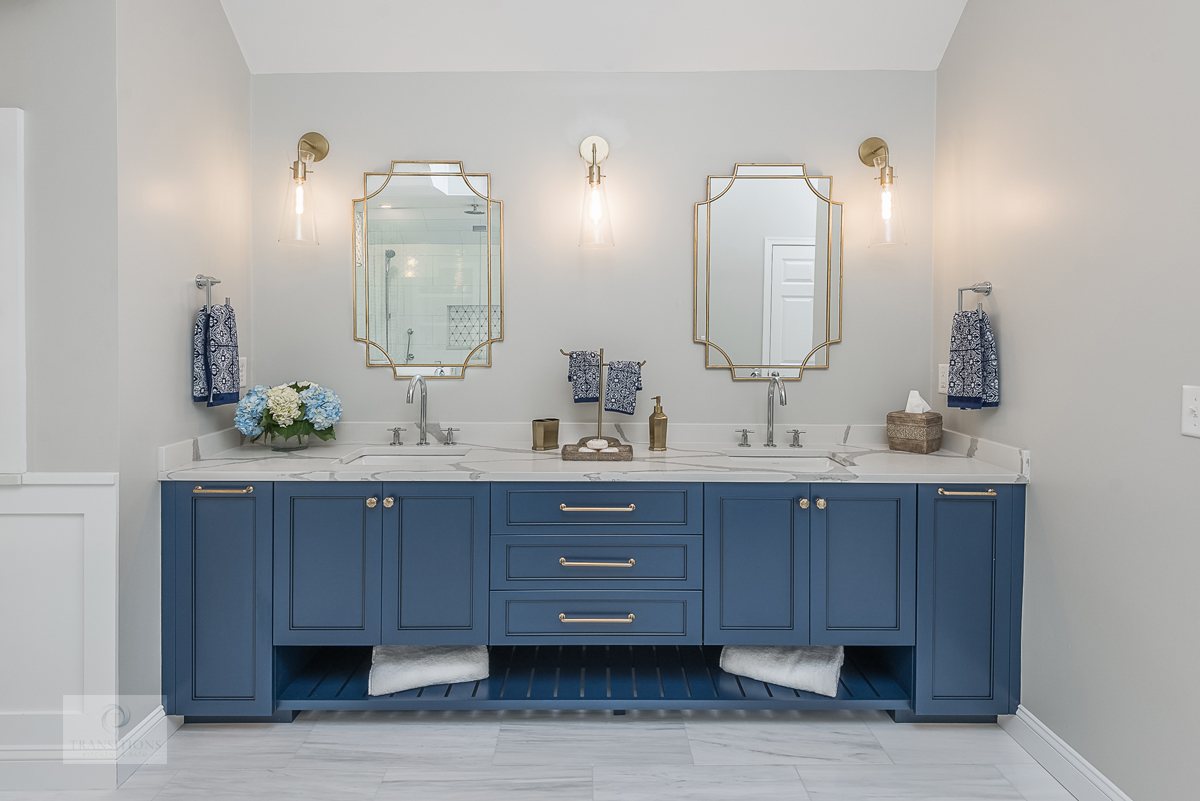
[234,382,342,451]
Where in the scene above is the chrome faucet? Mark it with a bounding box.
[406,374,429,445]
[765,372,787,447]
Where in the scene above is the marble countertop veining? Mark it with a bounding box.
[158,429,1028,485]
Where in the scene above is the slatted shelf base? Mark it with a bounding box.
[277,645,910,711]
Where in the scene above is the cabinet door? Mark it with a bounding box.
[381,483,489,644]
[915,484,1019,716]
[810,484,916,645]
[167,482,273,717]
[703,483,810,645]
[274,483,383,644]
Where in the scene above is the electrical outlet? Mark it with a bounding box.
[938,364,949,394]
[1183,386,1200,438]
[239,357,247,388]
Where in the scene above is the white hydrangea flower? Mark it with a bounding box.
[266,385,302,427]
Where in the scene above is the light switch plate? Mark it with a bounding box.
[239,357,247,388]
[1183,386,1200,438]
[938,364,949,394]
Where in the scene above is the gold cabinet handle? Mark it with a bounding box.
[193,485,253,494]
[383,497,395,508]
[366,497,378,508]
[938,488,997,497]
[815,498,827,510]
[559,557,636,568]
[559,503,636,512]
[558,613,636,624]
[798,498,810,509]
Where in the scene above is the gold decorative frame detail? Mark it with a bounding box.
[352,161,504,380]
[693,163,844,381]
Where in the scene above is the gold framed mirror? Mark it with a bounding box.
[694,163,843,380]
[352,161,503,379]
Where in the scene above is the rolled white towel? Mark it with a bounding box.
[368,644,489,696]
[719,645,844,697]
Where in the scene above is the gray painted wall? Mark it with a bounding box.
[0,0,119,472]
[115,0,252,726]
[251,71,936,430]
[934,3,1200,799]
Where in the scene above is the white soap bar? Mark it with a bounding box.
[586,439,609,450]
[601,447,619,453]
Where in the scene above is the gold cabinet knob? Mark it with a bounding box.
[366,497,378,508]
[798,498,810,509]
[382,497,394,508]
[815,498,827,510]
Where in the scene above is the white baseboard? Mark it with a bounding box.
[115,705,180,786]
[1000,705,1132,801]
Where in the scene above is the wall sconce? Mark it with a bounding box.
[858,137,906,248]
[279,132,330,246]
[579,135,614,248]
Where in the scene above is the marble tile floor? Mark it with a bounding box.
[0,709,1078,801]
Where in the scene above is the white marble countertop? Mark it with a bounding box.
[159,424,1028,485]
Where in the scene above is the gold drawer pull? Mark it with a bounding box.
[559,503,636,512]
[798,498,810,509]
[366,497,378,508]
[815,498,827,510]
[938,488,997,497]
[558,613,636,624]
[559,557,636,568]
[193,485,253,494]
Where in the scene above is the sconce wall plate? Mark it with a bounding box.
[298,132,330,164]
[858,137,888,167]
[579,135,610,163]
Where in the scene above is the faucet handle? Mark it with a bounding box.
[387,426,407,446]
[734,428,755,447]
[787,429,805,448]
[441,427,460,446]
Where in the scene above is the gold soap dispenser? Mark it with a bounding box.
[648,395,668,451]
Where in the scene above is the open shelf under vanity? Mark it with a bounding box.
[276,645,910,712]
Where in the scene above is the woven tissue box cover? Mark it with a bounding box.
[886,411,943,454]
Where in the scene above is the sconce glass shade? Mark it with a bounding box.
[869,176,905,248]
[279,172,318,245]
[579,181,614,248]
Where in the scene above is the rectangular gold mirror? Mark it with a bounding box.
[694,164,843,380]
[353,161,503,378]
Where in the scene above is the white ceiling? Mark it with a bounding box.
[220,0,967,74]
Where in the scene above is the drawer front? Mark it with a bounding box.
[489,590,701,644]
[491,535,702,589]
[491,483,702,535]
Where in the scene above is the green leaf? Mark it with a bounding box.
[314,427,336,442]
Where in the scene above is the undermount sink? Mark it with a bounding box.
[723,447,838,459]
[337,445,469,465]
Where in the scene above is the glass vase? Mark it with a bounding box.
[270,433,310,452]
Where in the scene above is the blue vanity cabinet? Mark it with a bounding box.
[703,483,811,645]
[914,484,1024,716]
[380,483,489,644]
[164,482,273,717]
[273,483,383,645]
[810,484,916,646]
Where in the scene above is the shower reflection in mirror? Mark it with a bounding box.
[353,162,503,379]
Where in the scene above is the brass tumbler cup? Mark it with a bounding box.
[532,418,560,451]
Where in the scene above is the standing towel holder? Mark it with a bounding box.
[958,281,992,314]
[559,348,647,445]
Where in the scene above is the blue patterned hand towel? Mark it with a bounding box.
[567,350,600,403]
[192,304,240,407]
[947,310,999,409]
[603,360,643,416]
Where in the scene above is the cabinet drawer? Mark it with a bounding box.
[491,483,701,535]
[491,535,702,589]
[489,591,701,644]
